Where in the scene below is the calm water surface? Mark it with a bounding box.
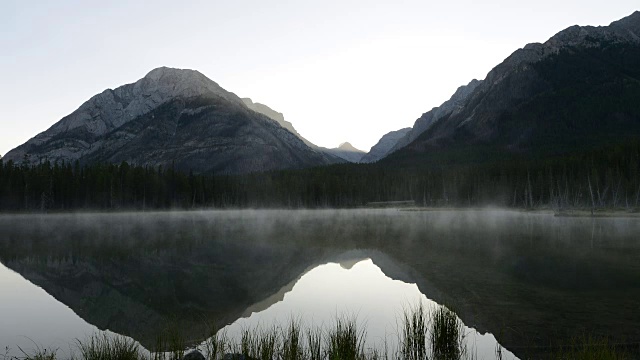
[0,209,638,359]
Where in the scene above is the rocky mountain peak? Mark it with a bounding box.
[133,66,236,103]
[338,142,360,151]
[318,142,365,163]
[610,10,640,38]
[384,10,640,165]
[143,66,204,81]
[486,12,640,90]
[3,67,337,172]
[611,10,640,28]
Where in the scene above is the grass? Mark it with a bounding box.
[281,320,304,360]
[400,304,427,360]
[201,327,228,360]
[551,335,627,360]
[326,316,365,360]
[399,304,468,360]
[3,305,630,360]
[76,335,144,360]
[430,306,465,360]
[11,343,57,360]
[152,334,185,360]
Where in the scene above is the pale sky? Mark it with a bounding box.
[1,1,638,156]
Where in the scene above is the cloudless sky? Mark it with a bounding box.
[1,1,638,155]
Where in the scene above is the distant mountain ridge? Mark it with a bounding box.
[8,12,640,173]
[4,67,336,174]
[321,142,365,163]
[360,128,411,163]
[388,79,481,154]
[374,11,640,164]
[240,98,364,163]
[241,98,316,148]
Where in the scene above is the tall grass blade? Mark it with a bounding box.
[400,303,428,360]
[326,316,365,360]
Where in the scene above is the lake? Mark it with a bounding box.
[0,209,638,359]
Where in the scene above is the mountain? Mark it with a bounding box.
[386,11,640,165]
[240,98,349,163]
[321,142,366,163]
[362,78,481,163]
[360,128,411,163]
[388,80,482,155]
[241,98,316,148]
[4,67,334,174]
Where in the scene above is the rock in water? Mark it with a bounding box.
[183,350,205,360]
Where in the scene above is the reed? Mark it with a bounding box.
[280,319,304,360]
[306,328,323,360]
[256,327,278,360]
[325,316,365,360]
[76,334,143,360]
[151,323,190,360]
[13,344,57,360]
[429,306,465,360]
[400,304,428,360]
[6,305,631,360]
[552,335,626,360]
[202,327,228,360]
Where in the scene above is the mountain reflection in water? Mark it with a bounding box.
[0,209,638,359]
[220,258,517,359]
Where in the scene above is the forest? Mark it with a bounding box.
[1,137,639,212]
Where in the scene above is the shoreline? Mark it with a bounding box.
[0,206,639,218]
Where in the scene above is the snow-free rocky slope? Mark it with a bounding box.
[4,67,334,174]
[378,11,640,164]
[242,100,365,164]
[359,128,411,163]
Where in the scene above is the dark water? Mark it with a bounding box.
[0,209,638,359]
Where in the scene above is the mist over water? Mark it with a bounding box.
[0,209,638,358]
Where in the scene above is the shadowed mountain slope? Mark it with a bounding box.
[380,11,640,166]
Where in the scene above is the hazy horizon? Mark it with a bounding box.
[1,1,638,156]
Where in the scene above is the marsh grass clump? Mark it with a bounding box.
[227,325,281,360]
[9,307,634,360]
[2,306,475,360]
[400,304,428,360]
[239,327,255,359]
[76,334,144,360]
[13,344,57,360]
[152,326,188,360]
[429,306,465,360]
[306,328,323,360]
[4,307,469,360]
[256,327,278,360]
[326,316,365,360]
[202,327,229,360]
[553,335,626,360]
[281,320,304,360]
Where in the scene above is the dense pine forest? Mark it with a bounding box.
[0,138,639,212]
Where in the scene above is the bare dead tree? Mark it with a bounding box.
[612,179,621,208]
[588,176,596,215]
[527,172,534,209]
